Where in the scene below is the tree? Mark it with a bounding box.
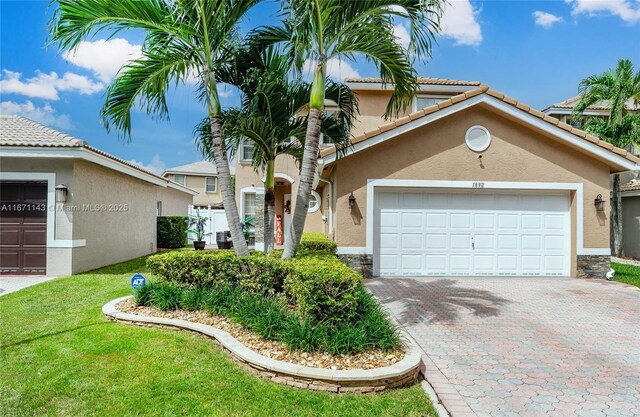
[252,0,444,258]
[49,0,260,256]
[573,59,640,257]
[196,46,356,252]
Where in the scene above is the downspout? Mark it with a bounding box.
[317,176,333,237]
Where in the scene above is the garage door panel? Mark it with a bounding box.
[474,234,495,250]
[401,234,423,249]
[426,234,447,249]
[522,235,542,250]
[450,213,471,228]
[375,189,570,277]
[426,213,447,228]
[498,214,518,229]
[401,212,423,228]
[1,182,47,275]
[23,227,47,246]
[451,234,472,249]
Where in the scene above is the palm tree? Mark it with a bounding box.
[573,59,640,257]
[196,46,356,252]
[252,0,444,258]
[49,0,260,256]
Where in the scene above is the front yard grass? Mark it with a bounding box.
[612,262,640,288]
[0,254,436,417]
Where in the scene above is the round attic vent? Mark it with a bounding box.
[465,125,491,152]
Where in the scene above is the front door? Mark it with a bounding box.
[283,193,291,244]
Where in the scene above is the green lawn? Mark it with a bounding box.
[612,262,640,288]
[0,255,436,417]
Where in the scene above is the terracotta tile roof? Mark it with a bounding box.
[320,86,640,166]
[621,180,640,192]
[345,77,481,86]
[0,115,170,180]
[544,96,640,112]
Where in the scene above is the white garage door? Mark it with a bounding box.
[374,189,571,277]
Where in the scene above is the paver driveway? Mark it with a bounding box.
[367,277,640,417]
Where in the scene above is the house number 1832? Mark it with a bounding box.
[472,182,485,188]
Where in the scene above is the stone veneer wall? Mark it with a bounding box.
[338,254,373,278]
[577,255,611,279]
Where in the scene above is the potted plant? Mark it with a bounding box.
[242,216,255,246]
[187,209,211,250]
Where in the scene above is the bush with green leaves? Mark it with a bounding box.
[134,280,398,355]
[156,216,188,249]
[298,232,337,254]
[285,255,362,324]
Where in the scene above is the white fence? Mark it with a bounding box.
[187,205,229,244]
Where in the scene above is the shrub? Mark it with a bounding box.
[285,255,362,324]
[156,216,188,249]
[238,255,293,296]
[298,232,337,254]
[181,287,208,311]
[147,251,244,288]
[151,282,182,311]
[134,281,156,306]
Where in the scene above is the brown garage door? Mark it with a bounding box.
[0,182,47,275]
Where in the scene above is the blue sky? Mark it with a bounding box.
[1,0,639,174]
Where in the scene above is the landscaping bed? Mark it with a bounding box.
[117,297,404,370]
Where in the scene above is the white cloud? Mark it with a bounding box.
[63,38,143,82]
[304,58,360,81]
[393,24,411,49]
[566,0,640,24]
[0,69,103,100]
[0,100,74,130]
[440,0,483,46]
[533,11,564,28]
[128,154,166,175]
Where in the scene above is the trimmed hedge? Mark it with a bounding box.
[285,255,361,324]
[298,232,337,254]
[146,251,361,323]
[157,216,188,249]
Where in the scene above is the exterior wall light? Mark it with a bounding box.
[348,192,356,209]
[594,194,605,212]
[55,184,68,203]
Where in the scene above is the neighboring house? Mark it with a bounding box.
[543,96,640,155]
[0,115,196,276]
[235,78,639,279]
[620,177,640,259]
[163,161,233,208]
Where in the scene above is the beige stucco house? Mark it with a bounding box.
[163,160,232,208]
[0,115,196,276]
[235,78,639,278]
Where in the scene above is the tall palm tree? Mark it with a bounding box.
[252,0,444,258]
[49,0,260,256]
[196,46,356,252]
[573,59,640,257]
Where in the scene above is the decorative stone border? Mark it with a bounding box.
[103,296,421,393]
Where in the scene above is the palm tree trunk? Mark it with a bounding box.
[282,65,326,259]
[264,159,276,252]
[208,115,250,256]
[611,173,623,257]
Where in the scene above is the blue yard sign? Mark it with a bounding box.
[131,273,146,290]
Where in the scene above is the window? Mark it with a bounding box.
[414,95,449,111]
[243,192,256,219]
[156,201,162,216]
[205,176,217,193]
[240,140,254,162]
[319,108,338,145]
[308,191,321,213]
[465,125,491,152]
[173,174,185,186]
